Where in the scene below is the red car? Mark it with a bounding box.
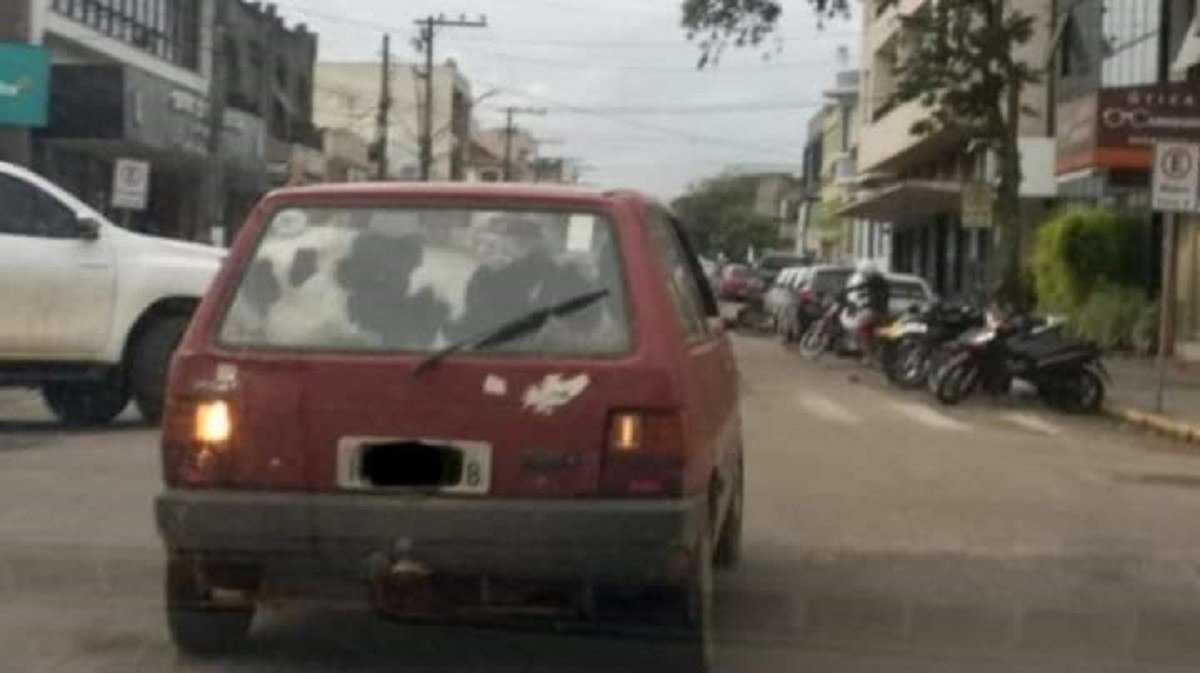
[718,263,761,301]
[155,183,744,667]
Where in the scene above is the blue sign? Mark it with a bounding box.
[0,43,50,127]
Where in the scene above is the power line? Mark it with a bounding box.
[476,80,807,162]
[270,0,856,50]
[480,100,824,115]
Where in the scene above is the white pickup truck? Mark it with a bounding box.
[0,161,223,425]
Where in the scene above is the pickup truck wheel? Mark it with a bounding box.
[129,316,189,424]
[166,556,254,656]
[42,376,130,426]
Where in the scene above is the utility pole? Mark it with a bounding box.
[202,0,230,243]
[375,33,391,180]
[414,13,487,181]
[500,106,546,182]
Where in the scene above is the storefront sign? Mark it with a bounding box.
[111,158,151,211]
[1059,82,1200,174]
[1152,142,1200,213]
[961,181,994,228]
[0,43,49,127]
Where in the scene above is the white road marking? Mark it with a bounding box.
[887,401,971,432]
[796,393,861,425]
[1002,412,1061,437]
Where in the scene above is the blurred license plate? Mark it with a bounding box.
[336,437,491,494]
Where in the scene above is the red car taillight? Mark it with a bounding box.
[600,411,686,497]
[162,395,237,487]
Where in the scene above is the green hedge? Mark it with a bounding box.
[1031,207,1144,313]
[1031,207,1153,350]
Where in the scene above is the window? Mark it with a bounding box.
[219,207,632,355]
[647,210,710,341]
[50,0,201,71]
[0,175,79,239]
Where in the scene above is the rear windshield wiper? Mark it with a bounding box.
[412,288,610,377]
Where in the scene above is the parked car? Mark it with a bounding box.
[718,263,761,301]
[155,183,744,667]
[787,264,855,335]
[0,161,223,425]
[882,272,937,314]
[752,252,811,286]
[762,266,808,339]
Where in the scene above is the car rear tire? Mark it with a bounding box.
[166,555,255,657]
[677,531,716,672]
[42,375,130,426]
[129,316,190,424]
[714,461,743,570]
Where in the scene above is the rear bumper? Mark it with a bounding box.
[155,489,707,584]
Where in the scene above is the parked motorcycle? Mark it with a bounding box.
[930,313,1107,412]
[878,303,985,389]
[798,291,887,361]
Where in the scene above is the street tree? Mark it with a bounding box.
[672,174,779,261]
[682,0,1041,304]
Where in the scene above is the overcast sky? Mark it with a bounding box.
[273,0,860,200]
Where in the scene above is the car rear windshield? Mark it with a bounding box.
[890,281,928,301]
[810,269,852,293]
[218,206,632,355]
[758,255,806,271]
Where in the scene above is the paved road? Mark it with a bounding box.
[4,338,1200,671]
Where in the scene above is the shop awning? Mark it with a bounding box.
[834,180,962,221]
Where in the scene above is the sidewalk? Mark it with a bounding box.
[1104,356,1200,443]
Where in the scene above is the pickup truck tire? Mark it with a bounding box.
[42,375,130,426]
[129,316,189,423]
[166,555,255,656]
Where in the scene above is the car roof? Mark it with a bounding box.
[808,264,853,274]
[885,272,930,286]
[264,181,652,208]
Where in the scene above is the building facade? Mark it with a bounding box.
[314,61,472,181]
[1056,0,1200,358]
[2,0,321,243]
[841,0,1056,301]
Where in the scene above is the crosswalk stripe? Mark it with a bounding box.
[887,401,971,432]
[796,393,860,425]
[1002,412,1061,437]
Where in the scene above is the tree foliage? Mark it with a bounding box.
[671,174,779,261]
[680,0,849,67]
[681,0,1043,305]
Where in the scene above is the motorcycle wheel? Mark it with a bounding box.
[799,323,831,360]
[1063,368,1105,413]
[935,360,978,406]
[887,337,930,389]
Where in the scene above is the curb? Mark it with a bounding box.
[1103,404,1200,445]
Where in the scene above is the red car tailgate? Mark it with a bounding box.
[224,353,675,498]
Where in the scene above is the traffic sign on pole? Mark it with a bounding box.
[1152,142,1200,213]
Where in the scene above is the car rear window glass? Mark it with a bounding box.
[810,269,852,293]
[890,280,928,300]
[758,255,806,271]
[218,206,631,355]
